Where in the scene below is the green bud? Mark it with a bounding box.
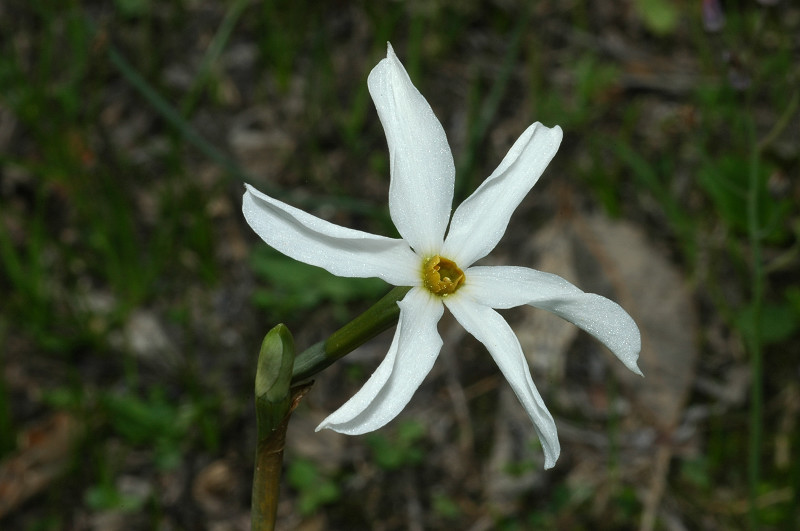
[255,324,295,403]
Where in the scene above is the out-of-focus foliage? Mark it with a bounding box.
[0,1,797,529]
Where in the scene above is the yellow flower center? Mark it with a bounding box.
[422,255,465,296]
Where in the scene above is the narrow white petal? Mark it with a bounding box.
[316,287,444,434]
[368,43,455,256]
[243,184,420,286]
[464,266,642,375]
[445,295,560,469]
[442,123,562,267]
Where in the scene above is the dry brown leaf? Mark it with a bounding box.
[485,211,696,521]
[0,412,82,519]
[572,213,697,432]
[192,459,242,517]
[515,220,580,381]
[570,213,697,531]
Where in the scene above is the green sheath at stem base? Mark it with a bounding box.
[252,325,308,531]
[251,384,311,531]
[251,287,407,529]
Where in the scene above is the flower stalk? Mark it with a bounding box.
[291,286,410,384]
[252,294,409,529]
[252,325,308,531]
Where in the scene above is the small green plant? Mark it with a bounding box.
[431,492,461,520]
[101,387,214,470]
[681,456,712,491]
[85,482,148,513]
[632,0,679,35]
[286,458,341,515]
[84,449,149,513]
[697,154,792,243]
[365,420,425,471]
[250,245,386,321]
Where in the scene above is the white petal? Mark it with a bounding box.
[444,295,560,469]
[442,122,562,267]
[368,43,455,256]
[464,266,642,375]
[316,287,444,434]
[243,184,420,286]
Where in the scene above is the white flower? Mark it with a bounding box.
[242,43,641,469]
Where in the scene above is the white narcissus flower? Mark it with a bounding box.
[243,43,642,469]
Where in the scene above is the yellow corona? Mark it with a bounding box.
[422,255,465,296]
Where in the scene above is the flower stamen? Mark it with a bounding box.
[422,255,465,296]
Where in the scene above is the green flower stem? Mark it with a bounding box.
[252,325,309,531]
[291,286,410,384]
[251,287,408,528]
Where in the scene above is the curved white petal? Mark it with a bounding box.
[463,266,642,375]
[243,184,420,285]
[368,43,455,256]
[442,123,562,267]
[316,287,444,434]
[444,295,560,469]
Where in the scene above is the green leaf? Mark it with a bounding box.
[736,302,799,345]
[697,156,791,242]
[286,459,340,515]
[250,246,386,318]
[85,483,146,512]
[633,0,680,35]
[366,420,425,470]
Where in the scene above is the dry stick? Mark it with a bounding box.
[639,445,672,531]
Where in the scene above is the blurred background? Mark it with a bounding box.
[1,1,798,529]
